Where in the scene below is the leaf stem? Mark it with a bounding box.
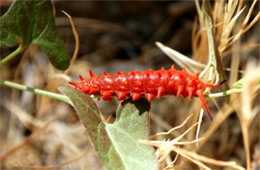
[0,79,72,105]
[0,43,25,65]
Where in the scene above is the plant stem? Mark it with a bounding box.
[0,80,72,105]
[0,79,243,103]
[207,88,243,98]
[0,43,25,65]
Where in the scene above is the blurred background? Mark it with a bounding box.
[0,1,259,169]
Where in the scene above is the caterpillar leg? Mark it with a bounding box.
[131,93,142,101]
[116,91,128,100]
[176,86,184,98]
[196,90,213,120]
[157,87,166,99]
[145,93,155,102]
[188,87,194,100]
[101,90,113,101]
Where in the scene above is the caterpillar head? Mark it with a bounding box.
[69,75,90,93]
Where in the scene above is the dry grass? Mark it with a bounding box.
[150,0,259,169]
[141,114,245,170]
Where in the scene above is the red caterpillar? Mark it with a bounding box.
[69,65,224,120]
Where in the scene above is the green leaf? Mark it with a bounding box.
[0,0,69,70]
[232,78,245,89]
[59,86,158,170]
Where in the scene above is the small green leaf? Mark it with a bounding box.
[233,78,245,89]
[233,76,260,89]
[59,86,158,170]
[0,0,69,70]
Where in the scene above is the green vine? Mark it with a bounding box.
[0,79,72,105]
[207,88,243,98]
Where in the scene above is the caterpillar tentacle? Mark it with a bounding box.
[69,65,223,120]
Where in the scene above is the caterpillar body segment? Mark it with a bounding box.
[69,65,223,120]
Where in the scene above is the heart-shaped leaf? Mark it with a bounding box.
[59,86,158,170]
[0,0,70,70]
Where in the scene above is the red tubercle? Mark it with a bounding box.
[69,65,224,120]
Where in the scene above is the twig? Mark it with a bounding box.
[61,10,80,74]
[0,43,25,65]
